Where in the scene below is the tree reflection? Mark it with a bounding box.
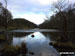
[42,32,75,52]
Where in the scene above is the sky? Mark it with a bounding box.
[0,0,75,25]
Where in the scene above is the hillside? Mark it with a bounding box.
[8,18,37,29]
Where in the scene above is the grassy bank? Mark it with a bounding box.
[49,41,75,52]
[0,42,27,56]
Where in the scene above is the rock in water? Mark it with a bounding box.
[31,34,35,37]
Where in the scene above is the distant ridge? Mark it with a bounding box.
[8,18,38,29]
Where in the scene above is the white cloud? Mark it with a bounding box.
[38,0,57,5]
[0,0,74,25]
[28,0,58,6]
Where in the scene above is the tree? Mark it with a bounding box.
[4,0,7,8]
[51,0,69,12]
[4,0,8,29]
[0,2,12,28]
[8,18,37,29]
[2,8,12,27]
[51,0,70,42]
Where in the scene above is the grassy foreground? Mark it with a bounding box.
[49,41,75,52]
[0,42,28,56]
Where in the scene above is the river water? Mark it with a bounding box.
[0,29,75,56]
[12,32,59,56]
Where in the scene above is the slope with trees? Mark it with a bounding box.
[8,18,37,30]
[39,0,75,49]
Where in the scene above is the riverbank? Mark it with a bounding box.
[0,42,27,56]
[49,41,75,52]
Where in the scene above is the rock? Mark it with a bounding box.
[29,52,34,55]
[31,34,35,37]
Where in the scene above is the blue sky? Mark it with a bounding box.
[0,0,75,25]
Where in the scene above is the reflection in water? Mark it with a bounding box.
[0,31,75,56]
[12,32,31,37]
[0,33,13,48]
[43,32,75,53]
[12,32,59,56]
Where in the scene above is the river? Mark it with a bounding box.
[12,32,60,56]
[0,28,75,56]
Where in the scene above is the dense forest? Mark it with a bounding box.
[8,18,37,29]
[39,1,75,48]
[39,4,75,31]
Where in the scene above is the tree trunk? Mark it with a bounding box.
[4,10,7,29]
[60,12,68,42]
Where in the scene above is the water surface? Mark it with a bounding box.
[12,32,59,56]
[1,29,75,56]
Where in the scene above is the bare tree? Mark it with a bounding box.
[51,0,69,12]
[4,0,7,8]
[4,0,8,29]
[51,0,70,42]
